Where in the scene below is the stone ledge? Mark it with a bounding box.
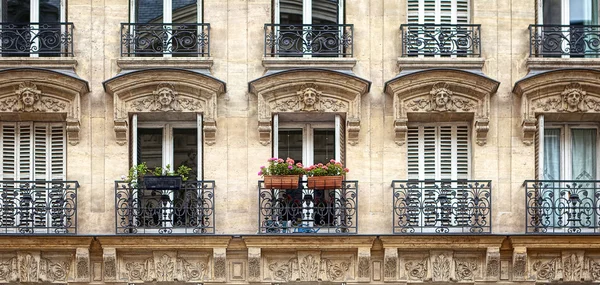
[0,57,78,70]
[527,57,600,70]
[97,236,232,249]
[262,57,357,71]
[0,236,92,249]
[380,235,506,249]
[117,57,214,70]
[397,57,485,70]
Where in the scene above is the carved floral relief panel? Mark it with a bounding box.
[118,251,211,283]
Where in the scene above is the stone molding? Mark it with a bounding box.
[385,69,499,146]
[249,69,370,146]
[262,57,357,71]
[397,57,486,70]
[0,58,78,70]
[117,57,214,70]
[513,69,600,145]
[0,68,88,145]
[103,68,225,146]
[527,57,600,71]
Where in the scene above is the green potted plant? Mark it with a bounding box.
[125,162,192,190]
[305,160,349,189]
[258,157,305,189]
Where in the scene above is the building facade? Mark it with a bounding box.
[0,0,598,283]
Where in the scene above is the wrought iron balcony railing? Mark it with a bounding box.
[264,24,353,57]
[0,22,74,56]
[120,23,210,57]
[258,179,358,234]
[0,180,78,234]
[400,24,481,57]
[529,25,600,57]
[115,180,215,234]
[525,180,600,233]
[392,180,491,234]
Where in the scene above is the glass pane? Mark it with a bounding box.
[138,128,163,170]
[313,129,335,165]
[571,0,598,25]
[40,0,61,22]
[4,0,30,22]
[312,0,338,25]
[543,128,561,180]
[278,129,303,165]
[280,0,303,24]
[173,0,197,23]
[543,0,562,25]
[136,0,163,23]
[571,129,596,180]
[173,128,198,180]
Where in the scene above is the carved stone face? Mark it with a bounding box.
[21,89,37,107]
[302,88,317,107]
[566,90,582,107]
[157,87,174,107]
[434,89,451,107]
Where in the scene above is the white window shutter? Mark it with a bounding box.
[456,0,469,24]
[34,123,49,181]
[197,114,203,180]
[407,0,469,24]
[536,115,545,180]
[455,125,469,179]
[132,114,138,167]
[49,123,66,181]
[1,123,16,181]
[272,114,279,157]
[407,0,420,24]
[18,122,33,181]
[407,126,420,180]
[423,126,437,180]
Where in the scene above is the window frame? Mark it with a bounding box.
[129,0,203,24]
[407,0,470,25]
[273,0,344,25]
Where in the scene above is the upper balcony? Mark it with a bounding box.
[264,24,353,58]
[400,24,481,57]
[0,22,74,57]
[115,180,215,234]
[529,25,600,57]
[0,180,78,234]
[258,178,358,234]
[120,23,210,57]
[392,180,492,234]
[525,180,600,234]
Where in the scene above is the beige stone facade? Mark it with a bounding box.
[2,0,600,284]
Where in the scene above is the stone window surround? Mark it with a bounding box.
[385,68,499,146]
[0,68,88,145]
[248,68,371,146]
[513,68,600,145]
[103,68,225,146]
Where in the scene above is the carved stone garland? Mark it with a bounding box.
[392,82,492,146]
[256,82,363,146]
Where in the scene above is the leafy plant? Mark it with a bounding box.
[258,157,306,177]
[305,160,349,177]
[125,163,193,182]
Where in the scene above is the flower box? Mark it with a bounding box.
[307,175,343,190]
[263,175,300,189]
[143,176,182,190]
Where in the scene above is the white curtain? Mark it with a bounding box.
[543,128,561,180]
[571,129,596,180]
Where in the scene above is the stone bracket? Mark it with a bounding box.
[512,247,527,281]
[383,248,398,282]
[213,248,227,282]
[103,248,117,282]
[75,247,90,282]
[357,247,371,282]
[394,119,408,146]
[247,247,261,282]
[475,118,490,146]
[485,247,500,281]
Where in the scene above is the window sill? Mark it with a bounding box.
[397,57,485,71]
[0,57,77,70]
[527,57,600,71]
[262,57,356,71]
[117,57,214,70]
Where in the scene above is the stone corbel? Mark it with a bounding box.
[475,118,490,146]
[383,248,398,282]
[248,247,261,282]
[114,119,128,146]
[213,248,226,282]
[347,119,360,146]
[103,248,118,282]
[204,120,217,146]
[357,248,371,282]
[258,120,272,146]
[485,247,500,281]
[394,119,408,146]
[512,247,527,281]
[66,118,80,146]
[75,248,90,282]
[522,118,537,146]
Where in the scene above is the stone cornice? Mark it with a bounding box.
[0,236,92,250]
[379,235,505,249]
[397,57,486,70]
[243,236,375,249]
[527,57,600,71]
[0,57,78,70]
[510,236,600,249]
[97,236,232,249]
[262,57,357,71]
[117,57,214,70]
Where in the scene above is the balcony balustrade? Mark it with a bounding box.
[115,180,215,234]
[258,179,358,234]
[525,180,600,233]
[0,22,74,56]
[0,180,78,234]
[529,25,600,57]
[392,180,491,234]
[120,23,210,57]
[400,24,481,57]
[264,24,353,57]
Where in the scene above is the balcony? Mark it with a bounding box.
[258,179,358,234]
[529,25,600,57]
[525,180,600,233]
[120,23,210,57]
[0,180,78,234]
[264,24,353,57]
[0,22,74,56]
[392,180,491,234]
[400,24,481,57]
[115,180,215,234]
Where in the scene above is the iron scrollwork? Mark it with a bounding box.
[529,25,600,57]
[401,24,481,56]
[121,23,210,57]
[264,24,353,57]
[0,22,74,56]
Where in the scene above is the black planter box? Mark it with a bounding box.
[143,176,182,190]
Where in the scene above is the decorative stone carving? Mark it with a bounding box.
[18,252,39,283]
[247,247,261,282]
[512,247,527,281]
[386,70,498,146]
[213,248,226,281]
[532,258,560,281]
[485,247,500,281]
[405,258,428,281]
[0,257,17,282]
[357,248,371,281]
[103,248,117,282]
[249,69,369,146]
[383,248,398,281]
[75,248,90,282]
[562,251,584,282]
[455,258,477,281]
[39,257,70,282]
[299,254,319,281]
[154,253,175,282]
[588,258,600,281]
[431,252,452,282]
[268,258,297,282]
[124,257,154,282]
[321,257,352,282]
[176,257,208,282]
[104,69,225,146]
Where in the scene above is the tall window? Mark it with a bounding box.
[407,0,469,25]
[541,0,598,26]
[275,0,343,26]
[132,0,202,24]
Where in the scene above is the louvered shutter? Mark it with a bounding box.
[535,115,545,180]
[1,123,16,227]
[456,0,469,24]
[407,0,470,24]
[18,122,33,181]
